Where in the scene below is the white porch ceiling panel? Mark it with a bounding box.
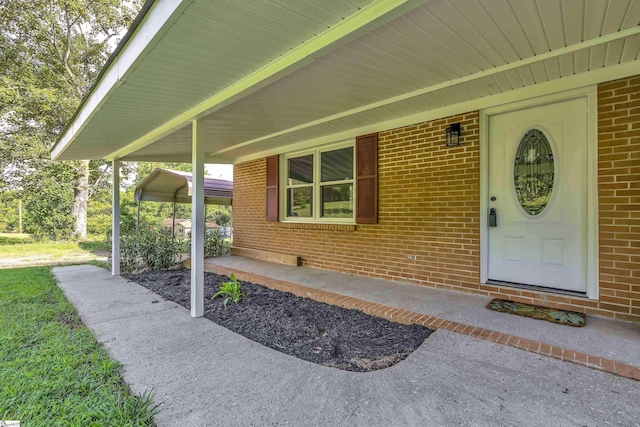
[58,0,640,163]
[119,0,640,163]
[54,0,376,160]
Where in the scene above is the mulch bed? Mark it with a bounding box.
[125,269,433,372]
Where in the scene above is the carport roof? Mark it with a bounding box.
[134,168,232,205]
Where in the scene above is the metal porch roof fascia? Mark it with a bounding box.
[51,0,430,162]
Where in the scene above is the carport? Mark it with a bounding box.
[135,168,232,206]
[133,168,232,234]
[134,168,233,234]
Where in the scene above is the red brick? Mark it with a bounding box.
[486,331,501,342]
[470,327,484,338]
[631,366,640,380]
[539,343,552,356]
[587,355,602,368]
[550,346,564,359]
[575,352,588,365]
[527,341,541,353]
[615,362,633,378]
[496,334,509,345]
[601,358,616,374]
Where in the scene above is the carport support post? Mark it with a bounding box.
[136,199,140,235]
[190,120,205,317]
[111,159,120,276]
[172,201,176,237]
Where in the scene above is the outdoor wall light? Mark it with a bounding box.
[446,123,461,147]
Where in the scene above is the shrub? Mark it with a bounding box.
[212,273,245,307]
[113,227,229,274]
[183,228,231,258]
[204,228,231,257]
[118,228,184,274]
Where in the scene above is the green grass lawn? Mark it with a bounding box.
[0,233,31,244]
[0,267,160,425]
[0,233,109,264]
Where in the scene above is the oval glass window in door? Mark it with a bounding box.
[514,129,554,216]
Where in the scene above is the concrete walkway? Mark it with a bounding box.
[202,256,640,369]
[54,265,640,427]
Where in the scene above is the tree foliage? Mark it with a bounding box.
[0,0,142,239]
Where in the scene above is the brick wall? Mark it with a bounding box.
[233,75,640,323]
[234,112,480,288]
[597,76,640,322]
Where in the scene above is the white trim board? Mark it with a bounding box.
[479,86,599,300]
[226,59,637,165]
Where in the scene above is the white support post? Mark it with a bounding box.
[111,159,121,276]
[191,120,205,317]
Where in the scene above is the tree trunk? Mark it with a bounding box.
[18,199,23,234]
[71,160,89,239]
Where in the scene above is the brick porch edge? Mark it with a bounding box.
[194,261,640,382]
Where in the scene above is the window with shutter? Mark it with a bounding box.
[275,135,377,224]
[280,141,355,223]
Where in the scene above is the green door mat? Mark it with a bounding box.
[487,299,586,327]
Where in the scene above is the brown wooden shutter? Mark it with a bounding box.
[266,155,279,222]
[356,133,378,224]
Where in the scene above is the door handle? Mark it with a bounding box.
[489,208,497,227]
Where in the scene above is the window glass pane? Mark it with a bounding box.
[321,147,353,182]
[514,129,554,216]
[288,155,313,185]
[287,187,312,217]
[321,184,353,218]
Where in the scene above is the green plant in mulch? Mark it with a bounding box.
[212,273,245,307]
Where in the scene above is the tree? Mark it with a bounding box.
[0,0,142,239]
[210,205,232,227]
[0,190,20,232]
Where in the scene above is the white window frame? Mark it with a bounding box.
[280,141,356,224]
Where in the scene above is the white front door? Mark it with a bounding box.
[487,97,587,293]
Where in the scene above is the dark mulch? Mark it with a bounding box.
[125,269,433,372]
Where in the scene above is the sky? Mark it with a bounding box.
[206,164,233,181]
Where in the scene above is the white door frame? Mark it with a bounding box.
[479,86,599,299]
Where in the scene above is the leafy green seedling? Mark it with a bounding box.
[212,273,245,307]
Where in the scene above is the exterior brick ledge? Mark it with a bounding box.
[277,223,356,232]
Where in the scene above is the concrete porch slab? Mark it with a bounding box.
[197,255,640,372]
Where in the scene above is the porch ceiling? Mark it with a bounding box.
[54,0,640,164]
